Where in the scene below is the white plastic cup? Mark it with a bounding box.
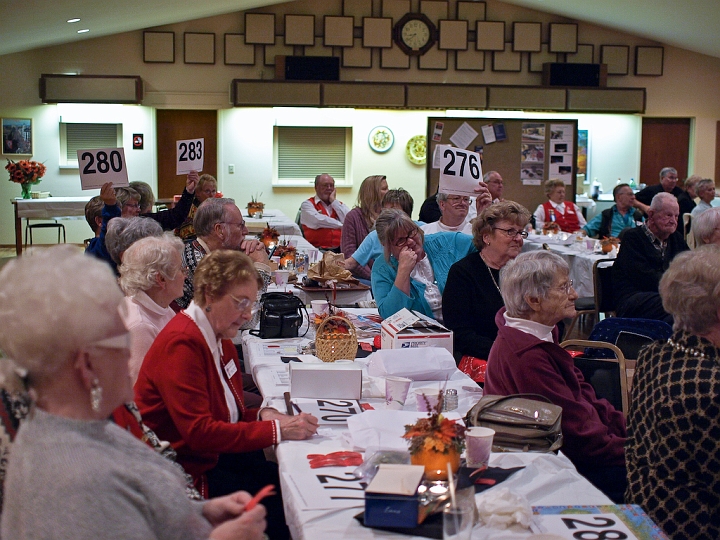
[465,427,495,469]
[415,388,441,412]
[585,239,594,251]
[274,270,290,286]
[311,300,329,315]
[308,249,320,264]
[443,503,474,540]
[385,376,412,406]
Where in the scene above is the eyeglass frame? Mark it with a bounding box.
[553,279,574,295]
[393,228,419,248]
[492,227,529,239]
[219,220,247,229]
[228,293,260,316]
[444,195,471,206]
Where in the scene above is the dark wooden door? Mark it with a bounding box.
[156,109,217,198]
[640,118,690,186]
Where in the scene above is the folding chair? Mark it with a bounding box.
[564,258,615,339]
[560,339,628,415]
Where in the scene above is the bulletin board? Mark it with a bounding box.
[426,118,579,214]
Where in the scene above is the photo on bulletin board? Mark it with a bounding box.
[577,129,589,184]
[2,118,32,155]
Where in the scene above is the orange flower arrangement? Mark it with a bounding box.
[6,159,46,185]
[403,391,466,456]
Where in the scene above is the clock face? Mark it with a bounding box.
[401,19,431,50]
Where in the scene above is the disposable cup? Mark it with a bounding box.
[465,427,495,468]
[385,376,412,405]
[443,503,474,540]
[585,239,595,251]
[414,388,441,412]
[311,300,329,315]
[274,270,290,286]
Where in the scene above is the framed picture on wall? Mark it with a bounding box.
[577,129,589,184]
[2,118,32,156]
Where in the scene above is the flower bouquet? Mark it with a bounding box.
[258,224,280,249]
[6,159,46,199]
[274,242,297,269]
[403,390,466,481]
[247,192,264,217]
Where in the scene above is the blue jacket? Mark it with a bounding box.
[372,232,476,319]
[85,203,121,274]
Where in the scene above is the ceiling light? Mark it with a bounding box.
[77,29,90,34]
[67,18,80,23]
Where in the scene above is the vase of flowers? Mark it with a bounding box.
[6,159,46,199]
[274,243,297,270]
[403,390,466,481]
[247,192,265,218]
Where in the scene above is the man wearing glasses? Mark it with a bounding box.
[420,192,473,235]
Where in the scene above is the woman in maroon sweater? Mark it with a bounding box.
[485,250,626,503]
[340,175,388,281]
[135,250,318,539]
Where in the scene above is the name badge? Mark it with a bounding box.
[224,359,238,379]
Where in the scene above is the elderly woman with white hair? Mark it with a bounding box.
[691,206,720,246]
[485,250,627,502]
[119,233,187,382]
[0,246,267,540]
[626,245,720,539]
[106,216,163,266]
[690,178,716,218]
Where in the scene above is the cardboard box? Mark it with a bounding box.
[364,464,425,528]
[289,362,363,399]
[381,308,453,354]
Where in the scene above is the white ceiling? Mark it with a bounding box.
[1,0,719,59]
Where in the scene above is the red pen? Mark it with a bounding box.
[245,484,276,511]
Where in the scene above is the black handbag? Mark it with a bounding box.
[251,292,308,339]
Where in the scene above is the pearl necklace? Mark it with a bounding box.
[480,253,501,294]
[667,338,707,359]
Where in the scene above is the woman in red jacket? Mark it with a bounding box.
[135,250,318,540]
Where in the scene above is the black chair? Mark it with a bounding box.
[561,339,628,415]
[24,219,66,248]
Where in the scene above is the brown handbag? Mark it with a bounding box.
[465,394,563,453]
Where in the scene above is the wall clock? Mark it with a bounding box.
[393,13,437,56]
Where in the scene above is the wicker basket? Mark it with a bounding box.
[315,316,358,363]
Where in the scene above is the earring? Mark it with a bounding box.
[90,378,103,413]
[205,305,212,312]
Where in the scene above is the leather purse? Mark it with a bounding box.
[251,292,308,339]
[465,394,563,453]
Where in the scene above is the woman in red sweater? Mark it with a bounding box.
[135,250,318,539]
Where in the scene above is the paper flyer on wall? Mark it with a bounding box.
[548,125,575,185]
[449,122,479,149]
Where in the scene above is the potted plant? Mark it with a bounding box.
[403,391,466,481]
[247,192,265,217]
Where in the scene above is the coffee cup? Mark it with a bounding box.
[311,300,329,315]
[465,427,495,468]
[385,376,412,406]
[274,270,290,286]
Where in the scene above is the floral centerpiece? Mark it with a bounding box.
[258,224,280,249]
[274,242,297,269]
[247,192,265,217]
[6,159,46,199]
[403,390,466,481]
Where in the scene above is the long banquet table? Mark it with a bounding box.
[240,309,613,539]
[11,197,90,255]
[523,234,614,298]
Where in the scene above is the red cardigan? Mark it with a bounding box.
[134,312,277,494]
[485,308,626,469]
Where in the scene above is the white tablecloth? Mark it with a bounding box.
[523,237,613,298]
[241,315,613,539]
[244,208,302,237]
[14,196,90,219]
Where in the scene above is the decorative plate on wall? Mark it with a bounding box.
[368,126,394,153]
[406,135,427,165]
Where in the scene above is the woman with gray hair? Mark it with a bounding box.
[691,205,720,246]
[485,250,627,502]
[442,201,530,369]
[119,233,186,382]
[690,178,716,217]
[625,245,720,539]
[0,246,267,540]
[106,216,163,265]
[371,208,476,320]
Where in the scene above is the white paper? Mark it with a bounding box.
[283,470,365,510]
[77,148,129,190]
[367,347,457,380]
[438,146,483,197]
[292,398,364,425]
[176,137,205,175]
[481,124,496,144]
[432,143,452,169]
[449,122,479,149]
